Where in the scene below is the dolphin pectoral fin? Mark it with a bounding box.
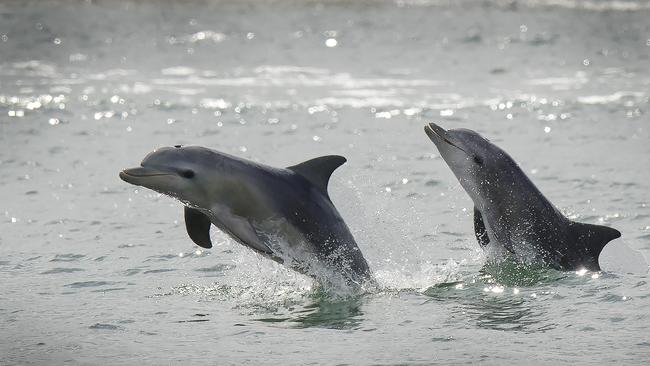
[184,206,213,249]
[568,222,621,270]
[216,213,273,255]
[473,207,490,247]
[287,155,347,194]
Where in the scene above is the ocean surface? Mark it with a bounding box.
[1,0,649,364]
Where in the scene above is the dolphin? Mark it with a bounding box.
[119,145,372,285]
[424,123,621,271]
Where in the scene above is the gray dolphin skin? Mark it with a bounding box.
[424,123,621,271]
[119,146,372,285]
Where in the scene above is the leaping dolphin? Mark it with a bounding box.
[119,146,372,285]
[424,123,621,271]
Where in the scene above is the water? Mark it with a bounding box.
[1,0,649,364]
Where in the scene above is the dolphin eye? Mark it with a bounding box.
[180,170,195,178]
[473,156,484,165]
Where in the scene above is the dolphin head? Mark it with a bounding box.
[119,145,227,208]
[424,122,517,204]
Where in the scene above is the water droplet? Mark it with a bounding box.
[544,126,551,133]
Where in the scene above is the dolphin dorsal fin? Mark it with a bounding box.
[568,222,621,270]
[287,155,347,194]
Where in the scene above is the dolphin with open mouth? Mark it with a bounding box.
[120,145,372,286]
[424,123,621,271]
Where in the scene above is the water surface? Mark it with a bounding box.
[1,0,649,364]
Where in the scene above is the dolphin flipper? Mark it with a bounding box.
[287,155,347,194]
[473,207,490,247]
[184,206,213,248]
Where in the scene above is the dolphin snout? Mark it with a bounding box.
[119,167,172,184]
[424,123,468,153]
[424,122,447,142]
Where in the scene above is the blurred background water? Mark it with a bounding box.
[1,0,649,364]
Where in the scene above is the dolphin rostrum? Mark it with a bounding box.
[120,145,372,285]
[424,123,620,271]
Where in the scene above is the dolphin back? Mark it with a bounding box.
[565,222,621,270]
[284,155,372,282]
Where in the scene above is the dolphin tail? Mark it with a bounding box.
[568,222,621,271]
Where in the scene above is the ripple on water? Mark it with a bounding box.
[50,254,85,262]
[194,264,236,276]
[470,296,554,332]
[176,313,211,323]
[124,268,143,276]
[91,287,127,293]
[144,254,178,262]
[89,323,122,331]
[40,268,84,274]
[425,279,556,332]
[143,268,176,274]
[65,281,116,288]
